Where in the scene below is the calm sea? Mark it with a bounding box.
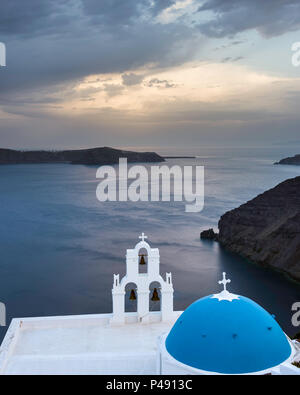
[0,145,300,342]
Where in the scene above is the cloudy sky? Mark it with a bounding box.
[1,0,300,149]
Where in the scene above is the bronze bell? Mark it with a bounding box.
[151,288,160,302]
[139,254,146,265]
[129,289,136,301]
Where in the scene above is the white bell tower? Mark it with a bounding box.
[110,233,174,325]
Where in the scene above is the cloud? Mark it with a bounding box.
[197,0,300,38]
[146,78,176,88]
[81,0,177,23]
[1,0,300,149]
[103,83,124,98]
[150,0,177,16]
[221,56,244,63]
[122,73,144,86]
[81,0,146,26]
[2,0,298,99]
[0,1,197,97]
[0,0,75,37]
[214,40,246,51]
[0,0,178,38]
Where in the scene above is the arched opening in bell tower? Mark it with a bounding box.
[124,282,138,312]
[138,248,148,274]
[149,281,161,312]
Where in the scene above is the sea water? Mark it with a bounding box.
[0,145,300,342]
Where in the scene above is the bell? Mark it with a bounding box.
[139,254,146,265]
[129,289,136,301]
[151,288,160,302]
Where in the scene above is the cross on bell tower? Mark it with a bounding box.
[219,272,231,292]
[139,232,147,242]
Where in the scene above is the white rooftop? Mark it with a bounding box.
[1,235,299,375]
[0,311,181,375]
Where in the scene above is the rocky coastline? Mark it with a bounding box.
[275,154,300,166]
[201,176,300,282]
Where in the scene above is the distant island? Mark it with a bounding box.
[0,147,165,165]
[163,156,196,159]
[201,176,300,282]
[275,154,300,166]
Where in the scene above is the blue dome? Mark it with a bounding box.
[166,295,292,374]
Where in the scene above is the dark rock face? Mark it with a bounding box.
[275,154,300,165]
[0,147,164,165]
[200,228,218,241]
[293,332,300,341]
[218,177,300,281]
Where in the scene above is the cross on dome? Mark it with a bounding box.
[219,272,231,292]
[139,232,148,242]
[211,272,239,302]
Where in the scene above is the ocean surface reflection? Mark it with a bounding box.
[0,146,300,342]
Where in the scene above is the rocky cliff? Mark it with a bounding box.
[275,154,300,165]
[218,177,300,281]
[0,147,164,165]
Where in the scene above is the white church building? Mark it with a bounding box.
[0,234,299,375]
